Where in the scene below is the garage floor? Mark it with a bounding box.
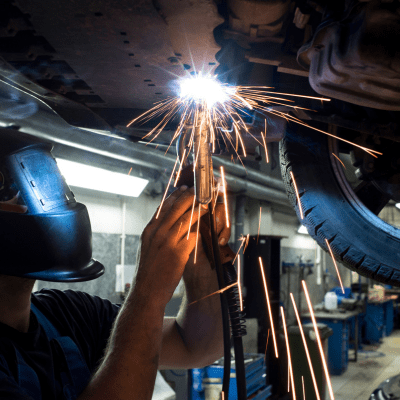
[331,330,400,400]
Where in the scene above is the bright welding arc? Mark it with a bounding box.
[259,257,279,358]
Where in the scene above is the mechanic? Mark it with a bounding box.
[0,130,232,399]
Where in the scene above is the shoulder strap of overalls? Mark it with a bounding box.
[30,303,91,399]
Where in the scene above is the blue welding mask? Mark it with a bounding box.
[0,129,104,282]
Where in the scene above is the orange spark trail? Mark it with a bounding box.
[261,131,269,164]
[290,171,304,220]
[220,167,230,228]
[128,167,132,175]
[212,182,220,214]
[264,329,270,363]
[281,306,296,400]
[177,222,183,238]
[302,376,306,400]
[174,148,187,187]
[156,156,179,219]
[237,256,243,311]
[259,257,279,358]
[257,206,262,244]
[187,195,196,240]
[290,293,321,400]
[262,119,269,163]
[325,238,345,294]
[194,204,201,264]
[233,235,247,264]
[188,282,238,306]
[302,281,335,400]
[244,234,250,253]
[332,153,346,169]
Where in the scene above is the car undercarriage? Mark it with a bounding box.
[0,0,400,285]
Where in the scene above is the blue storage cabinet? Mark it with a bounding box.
[303,318,348,375]
[303,310,360,376]
[190,354,271,400]
[364,301,385,343]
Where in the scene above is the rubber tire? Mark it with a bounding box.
[279,125,400,287]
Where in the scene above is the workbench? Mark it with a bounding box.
[302,310,361,376]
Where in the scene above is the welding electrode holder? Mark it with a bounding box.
[193,118,213,205]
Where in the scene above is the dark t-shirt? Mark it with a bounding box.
[0,289,120,399]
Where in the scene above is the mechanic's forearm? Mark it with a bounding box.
[175,263,224,367]
[78,285,166,400]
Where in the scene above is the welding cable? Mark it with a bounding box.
[223,262,247,400]
[208,202,232,397]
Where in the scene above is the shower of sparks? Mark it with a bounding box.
[259,257,279,358]
[281,306,296,400]
[257,206,262,244]
[237,256,243,312]
[290,171,304,220]
[325,238,345,294]
[187,195,196,240]
[220,167,229,228]
[264,329,270,363]
[290,293,321,400]
[188,282,238,306]
[332,153,346,170]
[127,76,382,197]
[302,281,335,400]
[302,376,306,400]
[194,204,201,264]
[156,155,179,219]
[128,167,132,175]
[174,148,187,187]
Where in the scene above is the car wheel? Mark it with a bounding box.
[280,124,400,286]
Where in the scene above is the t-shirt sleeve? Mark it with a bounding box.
[32,289,121,373]
[0,358,34,400]
[0,376,35,400]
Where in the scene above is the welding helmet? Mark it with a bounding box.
[0,128,104,282]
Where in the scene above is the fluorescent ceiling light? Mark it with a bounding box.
[56,158,148,197]
[297,225,308,235]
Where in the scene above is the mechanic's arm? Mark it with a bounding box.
[78,186,206,400]
[159,201,233,369]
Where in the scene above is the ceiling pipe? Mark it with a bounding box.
[0,84,290,206]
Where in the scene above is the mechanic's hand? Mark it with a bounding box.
[135,186,208,304]
[182,196,235,286]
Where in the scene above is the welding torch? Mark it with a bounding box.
[177,116,247,400]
